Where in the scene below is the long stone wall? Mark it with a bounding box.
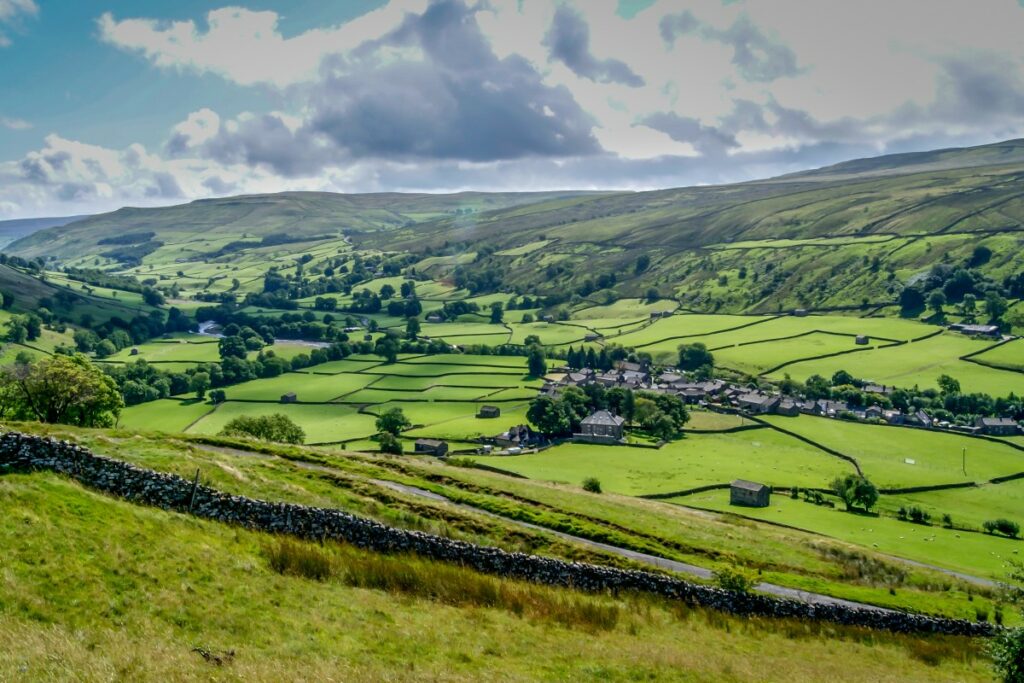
[0,430,996,638]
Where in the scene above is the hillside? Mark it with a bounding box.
[6,191,602,262]
[7,139,1024,314]
[0,264,155,324]
[0,424,995,681]
[0,214,87,249]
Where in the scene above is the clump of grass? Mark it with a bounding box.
[262,538,620,631]
[264,538,335,581]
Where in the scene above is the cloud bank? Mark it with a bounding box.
[4,0,1024,217]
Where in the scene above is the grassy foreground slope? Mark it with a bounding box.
[0,472,988,682]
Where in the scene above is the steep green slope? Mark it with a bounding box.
[0,264,153,323]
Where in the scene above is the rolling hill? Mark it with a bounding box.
[0,214,88,249]
[7,139,1024,313]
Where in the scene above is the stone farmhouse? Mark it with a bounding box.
[574,410,626,444]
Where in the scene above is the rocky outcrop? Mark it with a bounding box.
[0,430,996,637]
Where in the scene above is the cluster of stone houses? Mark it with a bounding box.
[542,361,1022,436]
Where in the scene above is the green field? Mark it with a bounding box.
[188,402,379,443]
[119,398,214,433]
[970,339,1024,371]
[761,415,1024,488]
[472,429,854,495]
[214,372,378,402]
[676,490,1021,582]
[713,332,882,375]
[772,332,1024,395]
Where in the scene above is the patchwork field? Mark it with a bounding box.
[771,332,1023,395]
[472,428,855,495]
[762,415,1024,488]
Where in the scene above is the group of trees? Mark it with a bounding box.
[899,258,1016,329]
[526,384,688,440]
[0,354,123,427]
[796,368,1024,423]
[375,407,411,454]
[219,414,305,444]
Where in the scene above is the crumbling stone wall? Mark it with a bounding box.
[0,430,996,637]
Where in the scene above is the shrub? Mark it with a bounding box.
[990,627,1024,682]
[984,519,1021,538]
[908,506,931,525]
[582,477,602,494]
[712,566,757,593]
[378,432,403,455]
[942,513,953,529]
[220,413,305,444]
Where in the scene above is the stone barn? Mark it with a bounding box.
[414,438,449,457]
[730,480,770,507]
[477,405,501,419]
[855,335,869,345]
[280,392,297,404]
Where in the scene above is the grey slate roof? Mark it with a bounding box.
[580,410,625,427]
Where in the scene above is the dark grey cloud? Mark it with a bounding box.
[544,5,645,87]
[660,11,801,82]
[144,171,183,199]
[176,0,601,175]
[641,111,738,155]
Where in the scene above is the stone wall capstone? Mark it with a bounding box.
[0,430,997,638]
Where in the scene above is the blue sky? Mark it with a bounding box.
[2,0,1024,218]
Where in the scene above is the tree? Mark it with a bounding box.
[526,344,547,378]
[405,317,421,340]
[0,354,123,427]
[379,284,395,300]
[985,292,1009,323]
[526,396,571,435]
[937,374,961,395]
[899,287,925,316]
[645,288,659,303]
[209,389,227,404]
[634,254,650,274]
[220,414,305,444]
[928,290,946,317]
[830,473,878,512]
[190,372,211,399]
[375,407,410,436]
[218,335,248,360]
[142,287,165,306]
[489,302,504,324]
[988,627,1024,683]
[378,432,403,454]
[831,369,856,387]
[94,339,117,358]
[374,336,399,363]
[677,343,714,371]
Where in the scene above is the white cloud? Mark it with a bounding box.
[0,0,37,47]
[0,116,31,130]
[6,0,1024,218]
[97,1,429,87]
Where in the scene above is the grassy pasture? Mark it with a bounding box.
[675,489,1021,582]
[342,386,497,404]
[572,298,678,319]
[0,474,986,682]
[299,358,383,374]
[370,373,537,390]
[214,372,378,403]
[889,480,1024,531]
[761,415,1024,488]
[712,332,880,375]
[772,332,1024,395]
[105,338,220,363]
[187,402,379,443]
[471,429,853,496]
[613,314,769,349]
[401,354,528,368]
[970,338,1024,371]
[362,361,525,377]
[118,398,213,433]
[506,321,590,346]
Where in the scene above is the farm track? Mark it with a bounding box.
[188,441,899,612]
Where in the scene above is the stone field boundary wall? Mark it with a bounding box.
[0,430,996,638]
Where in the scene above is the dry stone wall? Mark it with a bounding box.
[0,430,996,638]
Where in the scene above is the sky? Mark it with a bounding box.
[2,0,1024,219]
